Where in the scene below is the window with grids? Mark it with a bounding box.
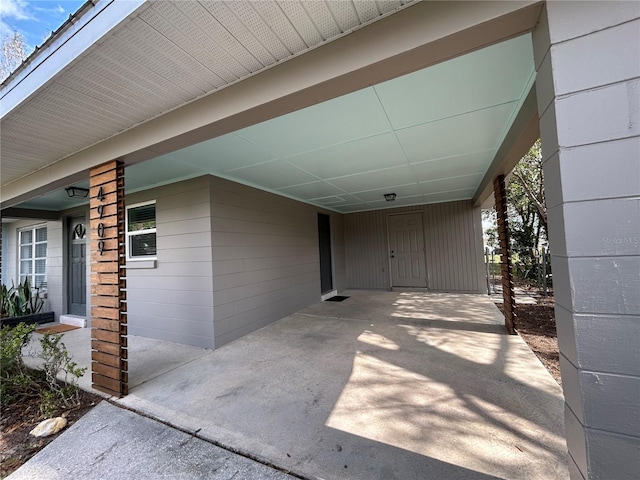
[19,226,47,289]
[126,202,157,260]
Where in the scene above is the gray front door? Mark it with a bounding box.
[388,213,427,287]
[68,216,86,316]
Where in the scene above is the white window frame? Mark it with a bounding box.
[18,224,47,290]
[126,201,157,261]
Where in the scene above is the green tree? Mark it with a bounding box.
[483,140,548,281]
[507,139,547,255]
[1,31,27,82]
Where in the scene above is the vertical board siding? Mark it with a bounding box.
[345,201,484,292]
[124,177,215,349]
[345,205,422,290]
[210,176,344,348]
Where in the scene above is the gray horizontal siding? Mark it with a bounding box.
[210,176,343,348]
[125,177,214,349]
[344,201,484,292]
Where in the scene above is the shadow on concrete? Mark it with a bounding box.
[110,291,568,479]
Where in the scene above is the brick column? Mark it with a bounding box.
[493,174,516,334]
[533,3,640,478]
[90,161,128,397]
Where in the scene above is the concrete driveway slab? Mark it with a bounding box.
[115,291,568,479]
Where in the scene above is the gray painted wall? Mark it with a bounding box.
[534,3,640,479]
[344,201,485,292]
[124,177,215,349]
[2,219,62,318]
[210,176,345,348]
[1,174,348,350]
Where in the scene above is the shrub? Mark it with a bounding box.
[0,323,37,403]
[0,323,86,417]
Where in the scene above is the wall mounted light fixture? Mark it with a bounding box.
[65,186,90,198]
[384,193,397,202]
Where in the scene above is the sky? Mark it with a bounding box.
[1,0,86,54]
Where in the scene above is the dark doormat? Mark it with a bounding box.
[325,295,350,302]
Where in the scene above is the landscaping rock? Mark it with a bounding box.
[29,417,67,437]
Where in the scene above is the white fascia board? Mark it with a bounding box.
[0,0,147,118]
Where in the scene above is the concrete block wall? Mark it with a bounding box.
[533,2,640,478]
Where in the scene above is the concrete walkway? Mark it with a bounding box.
[8,401,295,480]
[20,291,568,479]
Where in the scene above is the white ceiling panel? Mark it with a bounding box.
[227,160,319,189]
[313,196,347,206]
[374,34,535,130]
[423,188,477,204]
[330,165,416,193]
[419,174,485,195]
[235,88,391,157]
[338,203,373,213]
[287,133,406,179]
[176,134,276,172]
[396,102,517,164]
[410,150,494,183]
[125,157,208,190]
[277,181,345,200]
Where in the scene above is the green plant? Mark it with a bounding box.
[0,323,86,417]
[38,332,86,414]
[0,278,44,318]
[0,323,38,403]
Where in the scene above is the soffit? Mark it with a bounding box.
[0,0,415,187]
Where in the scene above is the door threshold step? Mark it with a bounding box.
[60,315,86,328]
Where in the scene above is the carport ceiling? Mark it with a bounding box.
[19,34,534,213]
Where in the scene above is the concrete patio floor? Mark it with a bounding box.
[26,290,568,479]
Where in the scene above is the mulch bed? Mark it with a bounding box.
[0,389,103,477]
[496,295,561,385]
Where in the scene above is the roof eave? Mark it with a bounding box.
[0,0,146,118]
